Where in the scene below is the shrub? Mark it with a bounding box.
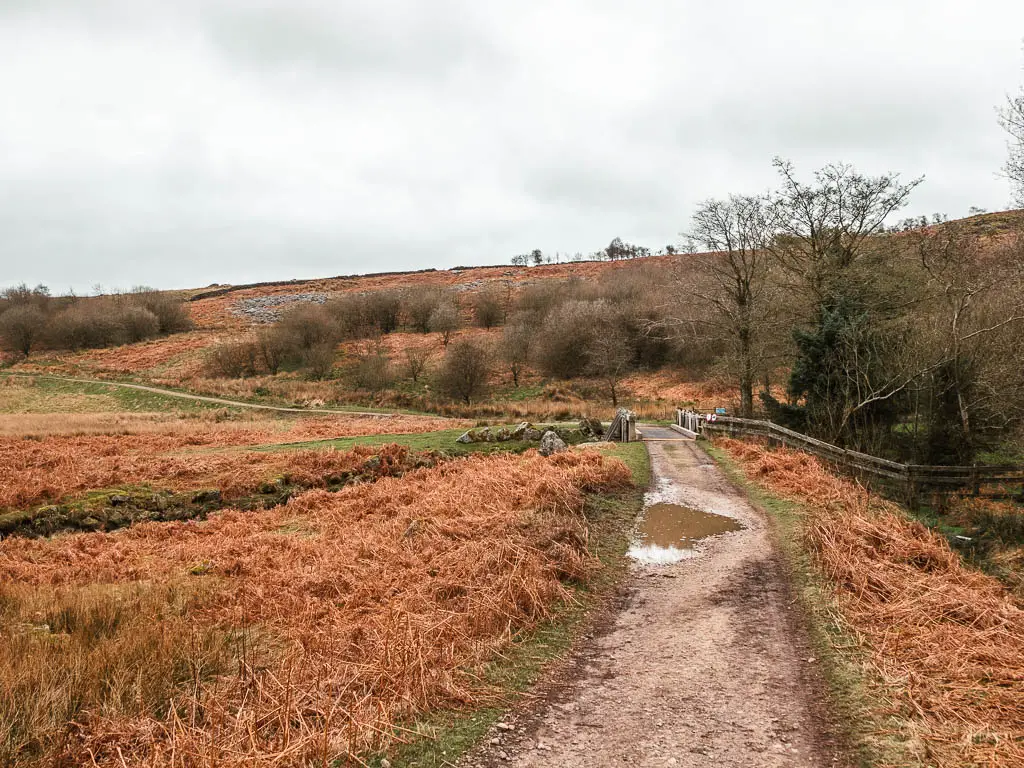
[354,346,392,391]
[364,290,403,334]
[437,338,491,404]
[129,288,193,333]
[302,342,337,380]
[0,305,47,356]
[472,288,504,328]
[536,300,606,378]
[277,304,338,351]
[119,306,161,343]
[404,287,447,333]
[206,341,259,378]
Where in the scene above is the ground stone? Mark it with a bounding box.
[538,430,568,456]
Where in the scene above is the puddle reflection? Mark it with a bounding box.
[628,503,742,565]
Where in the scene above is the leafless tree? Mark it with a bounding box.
[999,83,1024,205]
[428,303,460,346]
[255,328,289,374]
[686,194,778,417]
[770,158,922,303]
[353,341,391,391]
[910,223,1024,445]
[500,318,532,387]
[586,319,632,406]
[403,346,432,382]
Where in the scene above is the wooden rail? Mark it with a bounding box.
[677,410,1024,506]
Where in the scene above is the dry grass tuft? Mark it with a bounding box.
[0,448,631,766]
[716,437,1024,767]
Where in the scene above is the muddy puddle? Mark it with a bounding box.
[628,502,743,565]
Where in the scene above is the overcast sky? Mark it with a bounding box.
[2,1,1024,293]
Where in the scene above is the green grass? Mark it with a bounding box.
[703,442,910,768]
[0,374,242,414]
[249,424,595,456]
[367,442,649,768]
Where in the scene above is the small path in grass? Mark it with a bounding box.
[3,373,440,419]
[464,426,841,768]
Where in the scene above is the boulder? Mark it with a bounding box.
[510,422,532,440]
[456,430,475,444]
[494,427,512,442]
[579,417,604,439]
[538,430,568,456]
[524,428,543,442]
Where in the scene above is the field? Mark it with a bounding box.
[0,368,648,766]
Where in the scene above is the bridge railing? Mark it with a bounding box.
[676,409,1024,505]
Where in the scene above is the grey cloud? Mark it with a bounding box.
[1,0,1023,292]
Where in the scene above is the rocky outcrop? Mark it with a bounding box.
[230,293,330,324]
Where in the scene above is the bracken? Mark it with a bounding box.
[716,437,1024,768]
[0,448,631,766]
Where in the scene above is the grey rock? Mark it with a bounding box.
[579,417,604,438]
[229,293,330,324]
[524,427,543,441]
[108,493,131,506]
[456,430,474,444]
[538,430,568,456]
[510,422,532,440]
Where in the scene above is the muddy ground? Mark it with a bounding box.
[462,428,843,768]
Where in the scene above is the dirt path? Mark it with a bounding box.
[3,373,436,419]
[464,427,839,768]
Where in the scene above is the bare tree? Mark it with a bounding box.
[403,346,432,382]
[910,222,1024,449]
[500,318,532,387]
[353,341,391,392]
[766,159,925,445]
[586,320,632,406]
[428,303,460,346]
[686,194,777,417]
[405,287,448,333]
[999,82,1024,205]
[770,158,922,302]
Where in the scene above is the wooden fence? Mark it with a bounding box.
[677,410,1024,506]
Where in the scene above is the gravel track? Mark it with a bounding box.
[463,428,842,768]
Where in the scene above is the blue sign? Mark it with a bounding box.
[715,407,727,415]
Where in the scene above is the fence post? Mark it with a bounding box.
[971,464,980,496]
[905,467,919,510]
